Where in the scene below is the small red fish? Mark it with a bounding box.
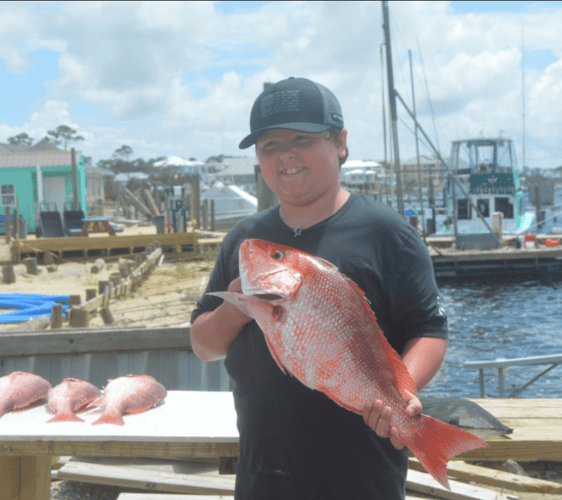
[0,371,52,418]
[209,239,488,489]
[47,378,102,423]
[91,374,166,426]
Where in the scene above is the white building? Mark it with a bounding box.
[340,160,384,190]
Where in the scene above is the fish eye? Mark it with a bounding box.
[273,251,284,259]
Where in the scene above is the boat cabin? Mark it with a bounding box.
[441,138,532,235]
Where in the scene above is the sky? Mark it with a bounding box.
[1,1,562,169]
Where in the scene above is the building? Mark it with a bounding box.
[340,160,385,192]
[85,166,115,215]
[214,157,258,195]
[400,154,447,191]
[0,151,86,234]
[113,172,150,192]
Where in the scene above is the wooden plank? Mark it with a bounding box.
[410,458,562,494]
[0,455,51,500]
[0,326,192,357]
[12,232,198,253]
[118,495,234,500]
[406,469,507,500]
[471,399,562,419]
[0,439,239,459]
[57,461,235,495]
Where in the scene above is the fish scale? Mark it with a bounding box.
[209,238,488,489]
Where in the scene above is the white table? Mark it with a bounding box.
[0,391,239,500]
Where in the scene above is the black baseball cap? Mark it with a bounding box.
[239,77,344,149]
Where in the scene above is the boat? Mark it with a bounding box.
[436,137,535,240]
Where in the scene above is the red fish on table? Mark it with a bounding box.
[90,374,167,426]
[208,238,488,489]
[47,378,102,423]
[0,371,52,418]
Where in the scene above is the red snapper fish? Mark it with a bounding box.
[0,371,52,418]
[209,238,487,489]
[91,374,167,425]
[47,378,102,423]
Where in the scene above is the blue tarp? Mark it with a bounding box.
[0,294,71,323]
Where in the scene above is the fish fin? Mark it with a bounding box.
[47,413,85,423]
[206,291,266,319]
[86,396,104,409]
[401,415,488,489]
[379,334,418,400]
[91,412,125,426]
[342,275,418,400]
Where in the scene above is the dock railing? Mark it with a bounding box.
[463,353,562,398]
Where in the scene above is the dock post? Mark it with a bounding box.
[2,265,16,284]
[498,368,505,398]
[23,257,38,275]
[69,308,89,328]
[51,304,63,329]
[478,369,485,398]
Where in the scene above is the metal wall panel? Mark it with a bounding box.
[0,349,231,392]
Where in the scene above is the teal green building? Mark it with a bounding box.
[0,151,87,234]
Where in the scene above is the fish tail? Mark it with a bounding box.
[47,413,85,423]
[91,411,125,426]
[402,415,488,489]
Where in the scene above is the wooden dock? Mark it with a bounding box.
[3,228,225,265]
[463,398,562,462]
[429,244,562,282]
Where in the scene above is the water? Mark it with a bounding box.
[419,282,562,399]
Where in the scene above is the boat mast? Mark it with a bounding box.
[409,49,426,238]
[382,0,404,217]
[521,26,526,172]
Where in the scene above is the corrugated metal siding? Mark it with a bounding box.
[0,349,232,392]
[0,152,73,168]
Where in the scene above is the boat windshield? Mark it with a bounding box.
[452,139,514,175]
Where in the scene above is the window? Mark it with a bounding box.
[476,199,489,218]
[457,198,471,220]
[495,197,514,219]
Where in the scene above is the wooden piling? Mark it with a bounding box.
[100,308,114,325]
[69,295,81,307]
[69,308,89,328]
[23,257,38,275]
[44,252,55,266]
[51,304,63,329]
[91,258,105,274]
[2,265,15,284]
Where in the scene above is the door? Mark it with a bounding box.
[43,176,67,213]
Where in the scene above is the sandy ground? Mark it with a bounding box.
[0,246,219,332]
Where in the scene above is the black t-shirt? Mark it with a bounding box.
[191,193,447,500]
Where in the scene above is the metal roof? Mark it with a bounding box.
[0,152,74,168]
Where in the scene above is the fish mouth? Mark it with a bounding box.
[254,293,283,301]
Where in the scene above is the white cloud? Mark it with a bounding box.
[1,1,562,168]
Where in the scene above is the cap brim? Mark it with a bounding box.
[238,123,333,149]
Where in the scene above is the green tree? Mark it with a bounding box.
[47,125,85,150]
[113,145,134,162]
[7,132,34,146]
